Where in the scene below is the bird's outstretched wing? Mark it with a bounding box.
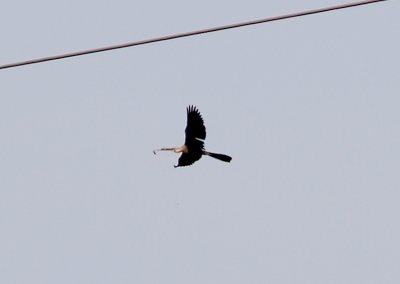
[175,105,206,167]
[175,152,202,168]
[185,105,206,142]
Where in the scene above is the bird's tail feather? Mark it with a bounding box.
[203,151,232,163]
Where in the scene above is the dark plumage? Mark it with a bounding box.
[153,105,232,167]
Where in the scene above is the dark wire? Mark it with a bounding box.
[0,0,387,70]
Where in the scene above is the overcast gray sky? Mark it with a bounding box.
[1,0,399,283]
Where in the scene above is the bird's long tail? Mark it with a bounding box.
[203,151,232,163]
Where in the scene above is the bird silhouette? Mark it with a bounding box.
[153,105,232,167]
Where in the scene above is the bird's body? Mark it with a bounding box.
[153,105,232,167]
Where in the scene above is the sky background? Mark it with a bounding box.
[1,0,399,283]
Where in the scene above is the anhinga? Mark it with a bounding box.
[153,105,232,167]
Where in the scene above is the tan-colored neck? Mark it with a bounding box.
[153,146,188,155]
[174,145,188,153]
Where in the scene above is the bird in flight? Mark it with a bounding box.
[153,105,232,167]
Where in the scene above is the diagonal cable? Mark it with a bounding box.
[0,0,388,70]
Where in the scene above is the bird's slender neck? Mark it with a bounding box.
[160,147,175,151]
[153,146,188,154]
[173,145,188,153]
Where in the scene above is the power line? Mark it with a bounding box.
[0,0,387,70]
